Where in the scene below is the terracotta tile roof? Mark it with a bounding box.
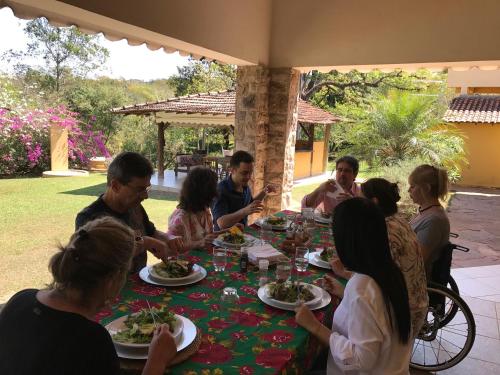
[111,90,340,124]
[443,95,500,123]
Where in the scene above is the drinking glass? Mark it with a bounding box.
[213,248,227,272]
[276,261,292,282]
[220,287,240,322]
[260,222,273,245]
[295,246,309,272]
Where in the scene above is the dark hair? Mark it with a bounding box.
[336,155,359,174]
[361,178,401,217]
[410,164,449,200]
[230,150,254,168]
[332,198,411,344]
[107,152,154,185]
[49,217,135,304]
[178,167,218,212]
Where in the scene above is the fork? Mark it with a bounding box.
[146,300,159,329]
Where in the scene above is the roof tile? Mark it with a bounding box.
[443,95,500,123]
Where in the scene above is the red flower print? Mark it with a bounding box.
[255,348,292,369]
[240,285,257,296]
[230,311,264,326]
[189,308,208,320]
[231,331,248,340]
[132,284,166,296]
[283,316,298,328]
[230,272,248,281]
[208,318,232,329]
[94,309,112,322]
[210,303,220,312]
[170,305,190,315]
[203,279,225,289]
[264,305,287,316]
[237,296,255,305]
[191,343,233,364]
[188,292,211,301]
[185,255,201,263]
[240,365,254,375]
[262,330,294,344]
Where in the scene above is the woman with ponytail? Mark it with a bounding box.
[296,198,412,374]
[408,165,450,276]
[0,217,176,375]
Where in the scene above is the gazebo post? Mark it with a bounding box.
[323,124,331,172]
[157,121,167,179]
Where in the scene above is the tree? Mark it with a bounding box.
[4,18,109,92]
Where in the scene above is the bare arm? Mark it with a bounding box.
[216,201,263,230]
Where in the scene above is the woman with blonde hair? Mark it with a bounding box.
[0,217,176,375]
[408,164,450,276]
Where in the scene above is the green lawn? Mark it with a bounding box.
[0,173,178,302]
[0,174,325,302]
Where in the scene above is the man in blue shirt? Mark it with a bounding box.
[212,150,276,230]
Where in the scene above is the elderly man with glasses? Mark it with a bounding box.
[75,152,182,272]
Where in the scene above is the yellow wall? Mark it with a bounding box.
[311,141,325,175]
[455,123,500,188]
[294,151,311,179]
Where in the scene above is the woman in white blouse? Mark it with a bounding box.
[296,198,412,374]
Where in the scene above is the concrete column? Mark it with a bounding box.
[234,66,300,215]
[50,125,68,171]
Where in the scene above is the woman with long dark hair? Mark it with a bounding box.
[296,198,412,374]
[168,166,221,252]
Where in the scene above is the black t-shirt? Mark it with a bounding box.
[75,195,156,272]
[0,289,120,375]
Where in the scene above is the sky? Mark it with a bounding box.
[0,7,189,81]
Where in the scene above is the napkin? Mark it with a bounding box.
[247,244,289,265]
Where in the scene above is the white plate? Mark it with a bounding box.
[308,252,331,269]
[261,282,323,309]
[213,233,256,248]
[107,313,183,350]
[139,266,207,286]
[149,263,202,283]
[314,213,332,224]
[258,286,331,311]
[254,217,290,231]
[109,315,197,359]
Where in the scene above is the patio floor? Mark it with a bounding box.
[411,264,500,374]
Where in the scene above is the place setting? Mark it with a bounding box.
[212,226,258,253]
[308,246,337,269]
[139,258,207,287]
[257,246,331,311]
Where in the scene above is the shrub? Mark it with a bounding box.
[0,105,109,176]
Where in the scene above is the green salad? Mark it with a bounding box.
[221,232,245,244]
[112,307,177,344]
[265,215,286,226]
[320,247,336,262]
[152,259,193,278]
[268,281,315,303]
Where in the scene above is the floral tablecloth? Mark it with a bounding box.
[98,211,341,375]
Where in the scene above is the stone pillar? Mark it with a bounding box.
[234,66,300,216]
[50,125,68,171]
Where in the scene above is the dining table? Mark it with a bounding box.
[97,210,343,375]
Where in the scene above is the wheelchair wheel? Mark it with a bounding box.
[439,276,460,327]
[410,283,475,372]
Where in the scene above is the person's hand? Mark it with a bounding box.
[320,179,337,193]
[336,192,353,203]
[144,236,169,261]
[295,304,321,333]
[146,324,177,373]
[204,230,227,248]
[323,274,345,298]
[166,237,184,257]
[329,257,352,280]
[244,200,264,215]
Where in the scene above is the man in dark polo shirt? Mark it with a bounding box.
[212,150,276,230]
[76,152,182,272]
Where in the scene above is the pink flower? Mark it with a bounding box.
[240,285,257,296]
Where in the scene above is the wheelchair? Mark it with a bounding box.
[410,234,476,372]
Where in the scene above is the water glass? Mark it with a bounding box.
[259,259,270,287]
[213,248,227,272]
[220,287,240,321]
[260,222,273,245]
[295,246,309,272]
[276,261,292,282]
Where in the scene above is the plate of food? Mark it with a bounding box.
[139,264,207,286]
[314,210,332,224]
[255,215,289,230]
[308,247,336,269]
[258,281,330,311]
[106,308,197,359]
[149,259,199,282]
[212,226,255,248]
